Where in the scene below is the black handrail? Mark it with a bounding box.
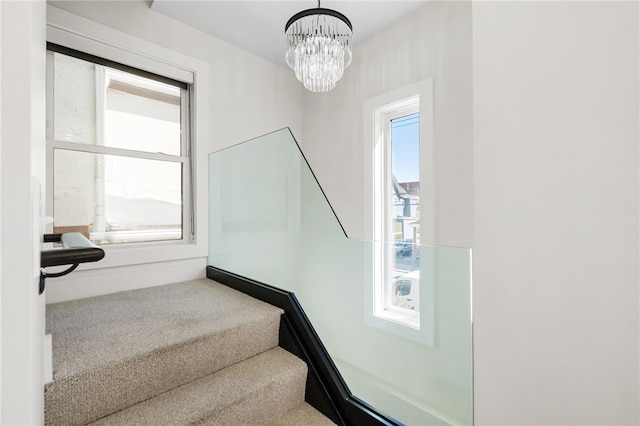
[40,233,105,294]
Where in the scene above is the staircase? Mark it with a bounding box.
[44,278,336,425]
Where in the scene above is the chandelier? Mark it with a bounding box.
[285,1,353,92]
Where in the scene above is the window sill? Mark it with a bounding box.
[67,239,207,271]
[374,308,420,330]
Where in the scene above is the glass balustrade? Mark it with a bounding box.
[208,128,472,425]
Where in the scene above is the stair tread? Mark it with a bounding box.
[267,402,337,426]
[89,347,307,426]
[45,279,285,425]
[47,278,283,379]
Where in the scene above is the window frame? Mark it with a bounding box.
[45,6,209,271]
[373,97,421,329]
[363,79,435,347]
[47,47,192,246]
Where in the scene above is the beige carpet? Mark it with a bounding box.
[44,278,335,425]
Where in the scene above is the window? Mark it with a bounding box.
[364,79,434,346]
[46,46,192,245]
[373,97,421,329]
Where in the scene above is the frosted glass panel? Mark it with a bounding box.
[209,130,301,289]
[208,128,472,425]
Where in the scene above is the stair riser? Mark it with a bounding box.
[192,370,306,426]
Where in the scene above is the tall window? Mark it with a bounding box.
[373,96,420,329]
[46,46,192,245]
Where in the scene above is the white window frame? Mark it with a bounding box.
[373,98,420,328]
[45,6,209,270]
[364,79,435,346]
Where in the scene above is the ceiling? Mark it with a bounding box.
[150,1,429,68]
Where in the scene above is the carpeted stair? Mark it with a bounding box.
[44,278,335,425]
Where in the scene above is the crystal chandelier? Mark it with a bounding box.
[285,1,353,92]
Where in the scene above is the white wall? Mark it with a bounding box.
[299,1,640,424]
[298,2,473,424]
[1,3,3,420]
[0,1,47,423]
[473,2,639,425]
[27,1,640,425]
[301,1,473,248]
[45,1,302,303]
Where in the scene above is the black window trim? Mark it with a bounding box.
[47,42,188,90]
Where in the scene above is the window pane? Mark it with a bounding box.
[53,52,182,155]
[53,149,182,244]
[390,112,420,311]
[105,69,181,155]
[53,53,97,145]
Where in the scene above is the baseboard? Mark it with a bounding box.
[45,257,207,304]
